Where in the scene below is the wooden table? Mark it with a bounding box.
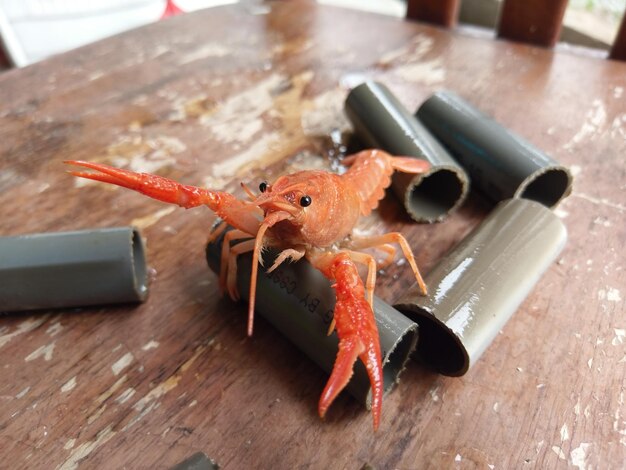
[1,2,624,468]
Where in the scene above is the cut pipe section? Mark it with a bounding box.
[416,90,573,207]
[206,228,418,409]
[395,198,567,376]
[345,81,469,223]
[170,452,219,470]
[0,227,148,312]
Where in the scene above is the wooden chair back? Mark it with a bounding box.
[406,0,626,61]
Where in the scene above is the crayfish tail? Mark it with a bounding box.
[341,150,430,215]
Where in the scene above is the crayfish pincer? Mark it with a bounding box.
[65,149,429,429]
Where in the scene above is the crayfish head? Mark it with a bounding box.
[253,173,317,228]
[252,171,357,247]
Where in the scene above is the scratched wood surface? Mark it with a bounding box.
[0,2,624,468]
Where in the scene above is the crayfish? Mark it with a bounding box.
[66,149,429,429]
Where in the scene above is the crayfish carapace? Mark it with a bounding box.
[66,149,429,429]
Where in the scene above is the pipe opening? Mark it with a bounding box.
[406,168,467,222]
[131,229,149,300]
[365,322,419,408]
[518,167,572,208]
[397,305,468,376]
[382,323,419,391]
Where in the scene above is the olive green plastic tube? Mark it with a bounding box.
[345,81,469,223]
[170,452,219,470]
[206,229,418,408]
[416,90,573,207]
[395,198,567,376]
[0,227,148,312]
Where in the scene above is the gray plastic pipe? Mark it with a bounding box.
[0,227,149,312]
[416,90,573,207]
[170,452,219,470]
[395,198,567,376]
[345,81,469,223]
[206,229,418,409]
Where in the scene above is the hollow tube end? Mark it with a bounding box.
[129,227,149,302]
[398,165,470,223]
[394,302,469,376]
[0,226,149,312]
[515,165,573,208]
[395,198,567,376]
[345,82,470,223]
[417,91,574,208]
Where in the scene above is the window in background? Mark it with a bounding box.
[565,0,626,46]
[0,0,236,67]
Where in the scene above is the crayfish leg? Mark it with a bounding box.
[207,221,228,244]
[376,243,397,269]
[266,248,305,274]
[347,232,427,296]
[220,229,253,296]
[226,239,255,301]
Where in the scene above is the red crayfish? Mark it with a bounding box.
[66,149,429,429]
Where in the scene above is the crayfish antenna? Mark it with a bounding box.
[240,182,256,201]
[248,211,292,337]
[248,224,266,336]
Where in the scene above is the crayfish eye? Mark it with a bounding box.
[299,195,312,207]
[259,181,268,193]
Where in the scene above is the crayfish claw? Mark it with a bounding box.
[313,252,383,430]
[65,160,223,210]
[225,238,255,302]
[207,221,228,244]
[318,336,361,418]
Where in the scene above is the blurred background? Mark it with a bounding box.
[0,0,624,68]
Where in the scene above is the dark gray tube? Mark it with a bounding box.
[395,198,567,376]
[0,227,148,312]
[170,452,219,470]
[416,90,573,207]
[345,81,469,223]
[206,229,418,409]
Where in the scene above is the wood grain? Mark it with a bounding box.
[0,2,624,468]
